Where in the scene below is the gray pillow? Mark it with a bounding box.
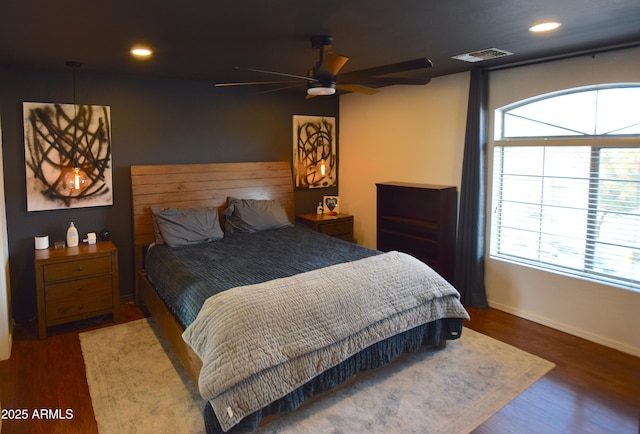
[152,206,224,247]
[150,207,166,244]
[224,197,292,233]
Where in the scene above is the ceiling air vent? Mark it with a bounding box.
[452,48,513,63]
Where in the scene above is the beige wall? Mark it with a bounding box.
[339,72,470,248]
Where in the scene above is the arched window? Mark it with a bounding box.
[490,84,640,290]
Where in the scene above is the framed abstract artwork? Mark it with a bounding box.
[292,115,337,189]
[23,102,113,211]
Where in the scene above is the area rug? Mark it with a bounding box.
[80,319,554,434]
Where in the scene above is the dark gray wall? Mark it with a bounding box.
[0,65,339,323]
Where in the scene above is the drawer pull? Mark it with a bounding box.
[77,287,83,292]
[76,267,84,272]
[78,305,83,310]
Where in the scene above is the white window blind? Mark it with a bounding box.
[490,85,640,290]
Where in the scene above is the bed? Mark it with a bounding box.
[131,161,470,433]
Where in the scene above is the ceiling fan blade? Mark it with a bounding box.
[256,83,306,94]
[335,84,379,95]
[214,80,302,87]
[339,58,433,81]
[341,77,432,87]
[243,67,316,82]
[317,52,349,77]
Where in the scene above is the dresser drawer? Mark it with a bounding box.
[318,220,353,236]
[45,275,113,321]
[43,256,112,282]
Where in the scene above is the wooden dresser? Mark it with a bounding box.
[295,213,354,242]
[376,182,457,282]
[35,241,119,338]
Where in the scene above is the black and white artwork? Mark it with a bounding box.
[293,115,337,189]
[23,102,113,211]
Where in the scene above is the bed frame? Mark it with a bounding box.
[131,161,295,384]
[131,160,452,432]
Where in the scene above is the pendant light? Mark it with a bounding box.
[319,159,327,176]
[64,61,88,193]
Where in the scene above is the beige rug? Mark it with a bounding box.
[80,319,553,434]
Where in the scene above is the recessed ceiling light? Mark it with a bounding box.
[130,44,153,58]
[529,22,562,33]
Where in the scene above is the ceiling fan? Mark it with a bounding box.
[214,35,433,97]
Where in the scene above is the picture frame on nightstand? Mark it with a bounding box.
[323,196,339,215]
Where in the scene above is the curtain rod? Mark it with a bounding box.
[484,40,640,73]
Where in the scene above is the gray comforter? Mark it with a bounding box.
[183,250,469,431]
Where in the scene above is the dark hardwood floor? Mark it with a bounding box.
[0,302,145,434]
[465,308,640,434]
[1,303,638,433]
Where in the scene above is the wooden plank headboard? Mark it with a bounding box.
[130,161,294,277]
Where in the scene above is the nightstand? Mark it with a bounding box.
[34,241,120,338]
[296,213,354,242]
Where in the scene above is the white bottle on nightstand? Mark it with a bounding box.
[66,222,79,247]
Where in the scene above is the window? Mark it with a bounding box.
[490,85,640,290]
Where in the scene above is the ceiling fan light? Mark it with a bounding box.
[307,85,336,96]
[308,87,336,96]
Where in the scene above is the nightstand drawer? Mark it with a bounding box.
[46,292,113,322]
[296,213,355,243]
[45,275,113,321]
[43,256,112,282]
[318,221,353,236]
[45,275,113,302]
[35,241,120,338]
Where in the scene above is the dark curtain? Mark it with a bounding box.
[454,69,489,308]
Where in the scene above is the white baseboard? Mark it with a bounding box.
[487,300,640,358]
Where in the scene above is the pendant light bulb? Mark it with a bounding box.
[64,166,88,192]
[73,167,83,190]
